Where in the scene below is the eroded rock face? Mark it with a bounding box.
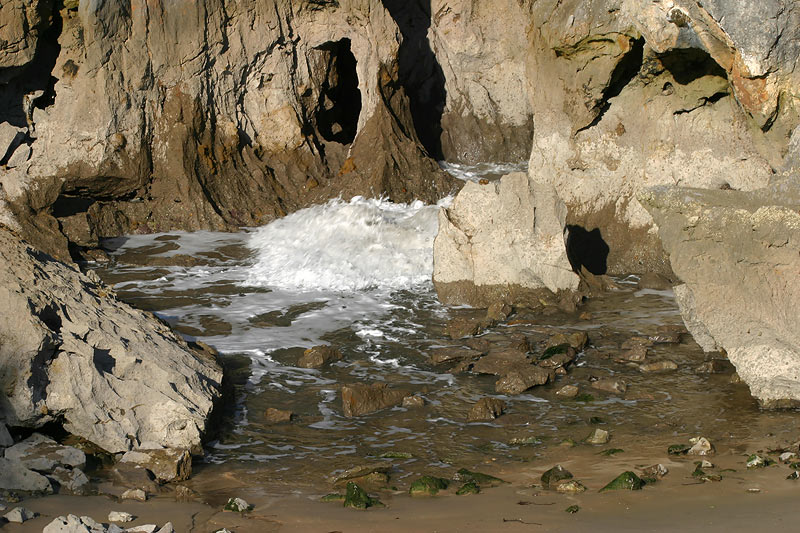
[0,1,457,261]
[0,228,223,453]
[433,172,580,306]
[641,181,800,406]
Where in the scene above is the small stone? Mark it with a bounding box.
[555,385,579,398]
[454,468,506,487]
[579,312,592,320]
[565,504,580,514]
[640,464,669,479]
[156,523,175,533]
[430,347,483,366]
[585,428,610,445]
[547,331,589,351]
[787,471,800,480]
[687,437,715,456]
[402,395,425,408]
[599,471,645,492]
[447,316,489,339]
[110,463,159,493]
[467,397,506,422]
[541,465,573,489]
[223,497,251,512]
[599,448,624,456]
[486,301,513,322]
[409,476,449,496]
[639,360,678,373]
[556,480,587,493]
[264,408,294,424]
[297,345,343,369]
[109,511,135,522]
[214,530,234,533]
[746,488,761,493]
[591,378,627,395]
[780,452,797,463]
[495,366,552,394]
[4,507,36,523]
[341,383,410,417]
[668,443,691,455]
[121,488,148,501]
[321,493,345,502]
[331,464,391,485]
[456,481,480,495]
[618,345,648,362]
[621,336,654,350]
[695,359,730,374]
[174,485,198,502]
[746,454,773,469]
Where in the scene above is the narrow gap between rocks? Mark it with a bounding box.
[566,225,610,275]
[313,38,361,145]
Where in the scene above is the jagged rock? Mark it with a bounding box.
[642,182,800,406]
[341,383,410,417]
[223,497,251,512]
[401,396,425,408]
[119,448,192,483]
[687,437,715,456]
[126,526,158,533]
[0,423,13,447]
[108,511,134,523]
[296,345,343,369]
[0,228,223,453]
[495,366,552,395]
[433,172,580,307]
[43,514,106,533]
[585,428,611,445]
[48,466,90,495]
[446,316,490,339]
[110,463,159,493]
[5,433,86,472]
[541,465,573,489]
[467,398,506,422]
[4,506,36,523]
[641,464,669,479]
[0,457,53,493]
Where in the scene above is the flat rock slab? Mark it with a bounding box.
[120,448,192,483]
[5,433,86,472]
[341,384,411,417]
[0,457,53,493]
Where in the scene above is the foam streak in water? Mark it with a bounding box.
[245,196,447,292]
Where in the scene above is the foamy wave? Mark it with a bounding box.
[244,196,448,292]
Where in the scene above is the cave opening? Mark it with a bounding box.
[314,38,361,145]
[657,48,727,85]
[566,225,610,276]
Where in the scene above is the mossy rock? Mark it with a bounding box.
[599,448,624,456]
[541,465,573,489]
[343,482,383,509]
[321,493,345,502]
[668,444,691,455]
[540,343,570,360]
[565,505,580,514]
[379,451,413,459]
[574,393,595,402]
[599,471,645,492]
[409,476,449,496]
[746,454,774,469]
[456,482,480,495]
[223,497,252,512]
[454,468,507,487]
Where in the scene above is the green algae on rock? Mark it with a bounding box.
[344,482,383,509]
[541,465,573,489]
[599,471,645,492]
[454,468,507,487]
[456,482,480,495]
[321,493,345,502]
[565,505,580,514]
[409,476,450,496]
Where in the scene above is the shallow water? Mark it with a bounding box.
[90,163,800,495]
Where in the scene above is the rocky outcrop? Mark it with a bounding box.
[641,181,800,407]
[0,0,457,261]
[0,227,223,453]
[433,172,580,307]
[526,0,799,275]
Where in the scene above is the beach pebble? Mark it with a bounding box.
[687,437,715,455]
[223,497,251,512]
[780,452,797,463]
[591,378,627,395]
[585,428,610,445]
[555,384,579,398]
[4,506,36,523]
[641,463,669,479]
[109,511,135,522]
[121,488,148,501]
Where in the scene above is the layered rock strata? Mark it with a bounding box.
[433,172,580,307]
[0,227,223,453]
[641,181,800,406]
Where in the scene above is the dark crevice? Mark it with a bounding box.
[51,195,96,218]
[657,48,727,85]
[92,348,116,375]
[576,37,645,134]
[381,0,446,159]
[313,39,361,145]
[566,225,610,276]
[673,90,729,115]
[38,303,63,333]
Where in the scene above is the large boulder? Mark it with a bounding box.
[433,172,580,306]
[0,228,223,452]
[641,181,800,406]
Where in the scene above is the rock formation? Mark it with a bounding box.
[0,0,457,261]
[433,172,580,306]
[641,181,800,406]
[0,227,223,453]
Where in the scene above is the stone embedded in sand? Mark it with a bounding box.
[556,480,587,493]
[344,482,383,509]
[331,464,392,486]
[4,507,36,523]
[119,448,192,483]
[599,471,645,492]
[341,383,411,417]
[409,476,450,496]
[640,464,669,479]
[687,437,715,456]
[585,428,610,445]
[467,398,506,422]
[456,482,480,495]
[122,488,148,502]
[223,497,251,512]
[618,345,648,362]
[746,454,774,469]
[541,465,573,489]
[591,378,627,395]
[454,468,507,487]
[109,511,135,523]
[297,345,343,369]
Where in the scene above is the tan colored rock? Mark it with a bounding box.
[467,398,506,422]
[120,448,192,483]
[264,408,294,424]
[495,366,552,395]
[341,383,410,417]
[297,345,343,369]
[434,173,580,307]
[592,379,628,395]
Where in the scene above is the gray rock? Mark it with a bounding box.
[0,228,223,453]
[108,511,134,523]
[642,183,800,406]
[121,488,148,502]
[6,143,31,168]
[110,463,159,493]
[125,526,158,533]
[48,466,90,495]
[156,524,175,533]
[0,423,13,447]
[0,456,53,493]
[4,506,36,523]
[5,433,86,472]
[42,514,106,533]
[433,173,580,307]
[119,448,192,483]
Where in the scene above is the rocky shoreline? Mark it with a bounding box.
[0,0,799,531]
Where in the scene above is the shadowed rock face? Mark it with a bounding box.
[641,181,800,407]
[0,227,223,453]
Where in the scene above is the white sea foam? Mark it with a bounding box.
[440,160,528,182]
[244,196,447,292]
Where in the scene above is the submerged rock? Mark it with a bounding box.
[264,408,294,424]
[297,345,343,369]
[556,385,580,398]
[541,465,573,489]
[402,396,425,408]
[341,383,411,417]
[467,398,506,422]
[639,360,678,373]
[591,379,627,395]
[600,471,645,492]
